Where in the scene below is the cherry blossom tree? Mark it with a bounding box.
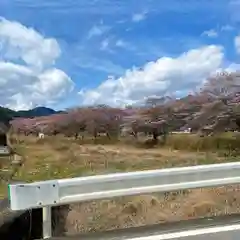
[200,71,240,104]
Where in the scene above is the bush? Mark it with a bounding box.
[165,133,240,152]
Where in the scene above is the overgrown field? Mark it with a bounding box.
[1,133,240,234]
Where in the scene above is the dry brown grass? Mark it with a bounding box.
[65,186,240,234]
[1,134,240,235]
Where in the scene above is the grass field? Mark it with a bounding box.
[1,134,240,234]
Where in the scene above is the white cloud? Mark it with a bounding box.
[0,17,60,70]
[87,23,110,39]
[77,56,125,75]
[0,18,74,110]
[234,35,240,54]
[132,12,147,22]
[79,45,224,106]
[116,39,127,47]
[115,39,136,52]
[201,29,218,38]
[225,63,240,71]
[100,38,110,51]
[229,0,240,23]
[100,38,132,52]
[221,25,234,31]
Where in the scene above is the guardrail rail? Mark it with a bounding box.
[7,162,240,239]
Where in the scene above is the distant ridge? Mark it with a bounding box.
[0,106,64,124]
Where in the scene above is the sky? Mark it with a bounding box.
[0,0,240,110]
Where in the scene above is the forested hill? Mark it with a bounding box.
[0,106,62,124]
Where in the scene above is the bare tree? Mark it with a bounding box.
[131,119,168,141]
[145,96,173,108]
[200,71,240,104]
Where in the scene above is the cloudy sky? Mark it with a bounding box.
[0,0,240,110]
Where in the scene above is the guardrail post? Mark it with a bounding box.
[42,206,52,239]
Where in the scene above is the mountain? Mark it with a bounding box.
[17,107,59,118]
[0,107,16,125]
[0,106,63,124]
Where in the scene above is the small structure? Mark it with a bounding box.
[184,127,192,133]
[0,122,11,156]
[38,132,45,139]
[199,125,214,137]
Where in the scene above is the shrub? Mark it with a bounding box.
[165,133,240,152]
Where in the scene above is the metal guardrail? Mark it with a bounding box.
[7,162,240,239]
[0,146,10,155]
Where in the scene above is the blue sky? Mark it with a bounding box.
[0,0,239,110]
